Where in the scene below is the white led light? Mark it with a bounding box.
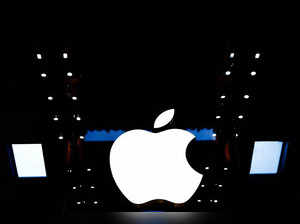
[205,166,210,170]
[250,71,256,76]
[73,186,77,190]
[90,185,95,189]
[216,115,221,119]
[67,72,73,77]
[76,201,81,205]
[225,71,231,76]
[235,133,239,137]
[238,115,244,119]
[214,199,218,203]
[36,53,42,60]
[48,96,53,101]
[218,184,223,188]
[197,199,202,202]
[255,53,261,59]
[72,96,77,100]
[41,73,47,78]
[76,116,81,121]
[93,201,98,204]
[58,136,64,140]
[12,144,47,178]
[80,136,85,139]
[87,168,92,172]
[63,53,68,59]
[53,116,59,121]
[201,184,205,188]
[224,167,228,171]
[229,52,235,58]
[244,94,250,99]
[212,133,217,137]
[220,95,226,99]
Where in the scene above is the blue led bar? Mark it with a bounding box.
[84,128,216,142]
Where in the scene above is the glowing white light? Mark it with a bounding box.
[235,133,239,137]
[76,201,81,205]
[201,184,205,188]
[216,115,221,119]
[41,73,47,78]
[72,96,77,101]
[110,109,202,204]
[244,94,250,99]
[218,184,223,188]
[250,71,256,76]
[214,199,218,203]
[197,199,202,202]
[67,72,72,77]
[80,136,85,139]
[205,166,210,170]
[220,95,226,99]
[12,144,47,178]
[48,96,53,101]
[225,71,231,76]
[238,115,244,119]
[229,52,235,58]
[255,53,261,59]
[73,186,77,190]
[212,133,217,137]
[63,53,68,59]
[224,167,228,171]
[76,116,81,121]
[36,53,42,59]
[53,116,59,121]
[87,168,92,172]
[58,135,64,140]
[250,141,283,174]
[93,201,98,204]
[90,185,95,189]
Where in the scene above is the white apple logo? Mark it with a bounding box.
[109,109,203,204]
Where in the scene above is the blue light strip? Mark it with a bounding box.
[279,143,288,172]
[84,128,216,142]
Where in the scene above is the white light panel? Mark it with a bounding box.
[12,144,47,178]
[250,141,283,174]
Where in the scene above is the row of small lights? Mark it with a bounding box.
[48,95,78,101]
[200,183,223,188]
[197,199,221,204]
[215,51,261,139]
[72,184,96,190]
[221,51,261,105]
[36,52,69,60]
[66,168,93,173]
[216,114,244,120]
[76,200,100,205]
[37,52,78,102]
[37,51,84,141]
[225,52,261,77]
[38,53,72,78]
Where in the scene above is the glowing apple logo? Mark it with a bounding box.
[109,109,203,204]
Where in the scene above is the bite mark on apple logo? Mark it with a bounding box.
[109,109,203,204]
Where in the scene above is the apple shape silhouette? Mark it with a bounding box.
[109,109,203,204]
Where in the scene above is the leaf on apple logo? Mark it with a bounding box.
[154,109,175,129]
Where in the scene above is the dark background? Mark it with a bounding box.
[0,13,299,223]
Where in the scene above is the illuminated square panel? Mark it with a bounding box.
[249,141,283,174]
[12,144,47,178]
